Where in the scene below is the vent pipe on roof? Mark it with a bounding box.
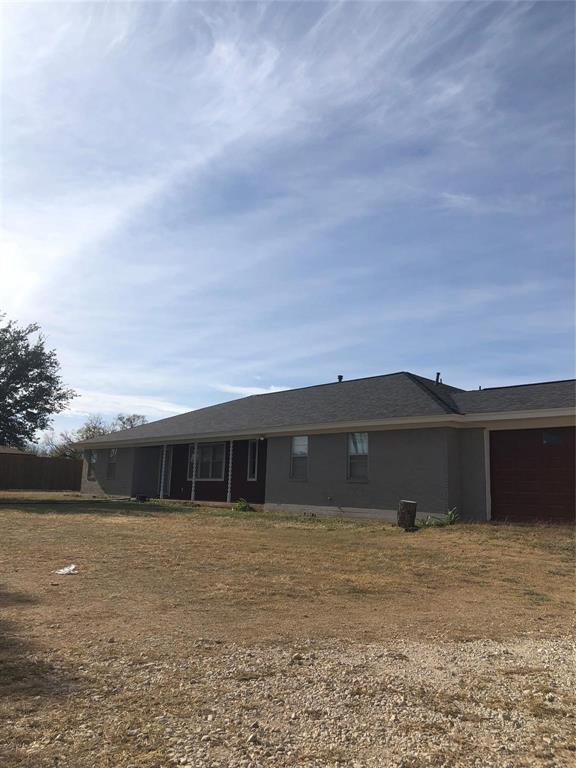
[435,372,441,385]
[337,374,343,383]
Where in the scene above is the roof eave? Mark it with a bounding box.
[75,407,575,450]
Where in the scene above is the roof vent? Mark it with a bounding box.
[435,372,441,385]
[337,374,343,383]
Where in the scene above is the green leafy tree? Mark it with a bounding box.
[0,314,75,449]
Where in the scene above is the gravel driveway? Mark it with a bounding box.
[10,637,574,768]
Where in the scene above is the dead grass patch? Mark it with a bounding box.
[0,497,574,767]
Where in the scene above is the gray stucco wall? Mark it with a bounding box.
[81,448,135,496]
[457,428,487,521]
[265,427,488,520]
[265,429,453,514]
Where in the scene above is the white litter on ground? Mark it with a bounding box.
[54,564,78,575]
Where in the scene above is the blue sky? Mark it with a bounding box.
[1,1,574,436]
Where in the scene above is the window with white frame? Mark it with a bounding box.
[106,448,117,480]
[247,439,258,481]
[189,442,226,480]
[86,450,97,480]
[347,432,368,481]
[290,436,308,481]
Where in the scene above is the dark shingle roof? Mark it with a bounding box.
[78,372,461,446]
[453,379,576,414]
[78,373,575,448]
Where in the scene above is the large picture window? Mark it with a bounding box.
[290,436,308,481]
[247,439,258,481]
[347,432,368,481]
[189,442,226,481]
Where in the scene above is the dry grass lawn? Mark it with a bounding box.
[0,495,574,767]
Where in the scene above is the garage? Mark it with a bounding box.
[490,427,575,522]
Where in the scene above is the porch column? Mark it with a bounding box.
[190,442,197,501]
[159,444,167,498]
[226,440,234,503]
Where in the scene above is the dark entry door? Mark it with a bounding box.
[490,427,575,522]
[230,439,267,504]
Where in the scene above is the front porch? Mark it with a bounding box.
[155,439,267,504]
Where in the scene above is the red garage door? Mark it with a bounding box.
[490,427,575,522]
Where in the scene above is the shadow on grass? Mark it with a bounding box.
[0,500,393,533]
[0,499,186,517]
[0,585,74,701]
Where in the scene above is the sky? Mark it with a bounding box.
[1,1,574,437]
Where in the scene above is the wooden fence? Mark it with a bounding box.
[0,453,82,491]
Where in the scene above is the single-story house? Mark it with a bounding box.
[76,372,575,522]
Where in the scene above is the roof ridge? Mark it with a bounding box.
[404,372,462,414]
[473,378,576,393]
[241,371,410,399]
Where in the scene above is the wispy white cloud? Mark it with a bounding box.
[439,191,541,215]
[1,1,573,436]
[64,390,191,419]
[214,384,288,397]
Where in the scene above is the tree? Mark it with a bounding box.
[0,314,75,449]
[113,413,148,431]
[76,415,111,442]
[32,413,148,459]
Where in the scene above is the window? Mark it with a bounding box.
[86,450,96,481]
[189,442,226,480]
[106,448,117,480]
[348,432,368,481]
[247,439,259,481]
[290,436,308,481]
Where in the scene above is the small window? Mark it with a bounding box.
[247,440,259,481]
[86,450,96,481]
[348,432,368,481]
[290,436,308,481]
[193,442,226,480]
[106,448,117,480]
[543,430,563,446]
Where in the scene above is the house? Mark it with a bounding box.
[76,372,575,522]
